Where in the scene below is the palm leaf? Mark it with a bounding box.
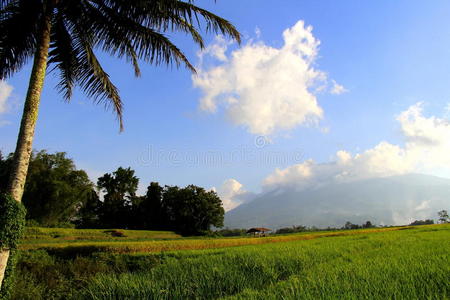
[0,0,40,79]
[72,30,124,130]
[0,0,14,11]
[78,1,142,76]
[4,0,241,130]
[48,14,79,99]
[83,1,197,72]
[121,0,241,43]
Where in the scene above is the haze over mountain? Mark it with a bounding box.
[224,174,450,229]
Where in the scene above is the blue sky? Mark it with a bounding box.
[2,0,450,208]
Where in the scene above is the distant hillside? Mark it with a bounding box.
[225,174,450,229]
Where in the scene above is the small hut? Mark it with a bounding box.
[246,227,271,237]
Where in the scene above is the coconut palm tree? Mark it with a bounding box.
[0,0,240,288]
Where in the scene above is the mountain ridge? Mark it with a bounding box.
[224,174,450,229]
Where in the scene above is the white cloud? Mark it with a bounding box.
[397,102,450,146]
[415,200,430,211]
[330,80,348,95]
[197,35,230,63]
[193,20,343,136]
[0,81,13,114]
[264,103,450,190]
[255,27,261,39]
[214,178,254,211]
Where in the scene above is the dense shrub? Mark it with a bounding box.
[214,228,247,237]
[409,219,434,226]
[276,226,309,234]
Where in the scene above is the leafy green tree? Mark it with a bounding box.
[161,185,181,228]
[438,210,449,223]
[0,0,240,287]
[163,185,224,234]
[24,151,94,226]
[97,167,139,228]
[75,189,102,228]
[0,151,95,227]
[343,221,361,230]
[362,221,374,228]
[134,182,165,229]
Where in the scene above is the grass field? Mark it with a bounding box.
[22,227,182,244]
[20,226,410,253]
[12,224,450,299]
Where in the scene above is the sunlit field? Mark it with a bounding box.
[22,227,182,244]
[21,226,407,253]
[12,224,450,299]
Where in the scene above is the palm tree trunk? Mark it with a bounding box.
[0,4,52,289]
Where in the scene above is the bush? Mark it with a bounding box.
[0,193,27,300]
[276,226,308,234]
[214,228,247,237]
[409,219,434,226]
[103,230,127,237]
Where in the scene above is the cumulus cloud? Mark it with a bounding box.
[214,178,254,211]
[397,102,450,146]
[0,81,13,114]
[193,20,345,136]
[264,103,450,190]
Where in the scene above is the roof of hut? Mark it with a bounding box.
[246,227,271,233]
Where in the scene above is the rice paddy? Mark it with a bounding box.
[12,224,450,299]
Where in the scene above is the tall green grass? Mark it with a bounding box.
[11,250,161,300]
[82,225,450,299]
[12,225,449,299]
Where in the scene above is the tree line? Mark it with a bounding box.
[0,150,224,235]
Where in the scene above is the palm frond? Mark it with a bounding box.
[45,0,241,131]
[74,1,196,72]
[78,1,142,76]
[0,0,14,11]
[165,14,205,48]
[48,14,79,99]
[72,30,124,130]
[128,23,196,72]
[103,0,241,44]
[85,1,198,71]
[153,1,241,44]
[0,0,40,79]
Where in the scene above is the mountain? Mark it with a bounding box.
[224,174,450,229]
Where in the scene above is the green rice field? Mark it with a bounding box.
[11,224,450,299]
